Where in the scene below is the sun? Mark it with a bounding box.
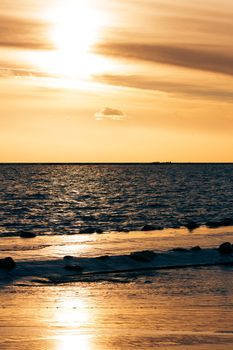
[51,4,98,58]
[34,1,110,80]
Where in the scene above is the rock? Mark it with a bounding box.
[185,221,200,231]
[0,257,16,269]
[171,224,181,229]
[141,224,163,231]
[63,256,74,261]
[190,246,202,251]
[96,228,103,234]
[219,218,233,227]
[206,218,233,228]
[19,231,36,238]
[172,247,188,252]
[218,242,233,254]
[64,264,83,272]
[79,228,96,234]
[206,221,220,228]
[98,255,110,260]
[130,250,156,262]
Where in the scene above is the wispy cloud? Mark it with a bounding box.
[94,43,233,76]
[95,107,126,121]
[0,66,50,78]
[95,74,233,102]
[0,15,52,50]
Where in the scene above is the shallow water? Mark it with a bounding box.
[0,163,233,235]
[1,226,233,262]
[0,164,233,349]
[0,266,232,350]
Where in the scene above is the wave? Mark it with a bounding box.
[0,244,232,285]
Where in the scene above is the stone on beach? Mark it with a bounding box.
[185,221,200,231]
[206,217,233,229]
[172,247,188,252]
[141,224,163,231]
[64,264,84,272]
[96,228,104,234]
[79,228,96,234]
[190,246,202,251]
[19,231,36,238]
[98,255,110,260]
[218,242,233,254]
[130,250,156,262]
[0,257,16,269]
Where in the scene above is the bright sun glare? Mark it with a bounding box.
[52,6,98,57]
[33,1,113,82]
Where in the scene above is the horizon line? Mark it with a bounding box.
[0,162,233,165]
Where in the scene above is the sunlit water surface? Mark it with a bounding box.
[0,164,233,349]
[0,266,232,350]
[0,163,233,235]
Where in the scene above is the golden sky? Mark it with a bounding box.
[0,0,232,162]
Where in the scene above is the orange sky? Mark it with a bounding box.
[0,0,232,162]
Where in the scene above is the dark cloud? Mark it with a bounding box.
[95,107,126,121]
[95,74,233,102]
[94,43,233,76]
[0,15,53,50]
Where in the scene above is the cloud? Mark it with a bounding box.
[0,66,50,78]
[94,74,233,102]
[95,107,126,121]
[94,42,233,76]
[0,15,53,50]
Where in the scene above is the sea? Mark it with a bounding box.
[0,163,233,349]
[0,163,233,236]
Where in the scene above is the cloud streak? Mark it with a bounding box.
[0,15,53,50]
[95,74,233,102]
[95,43,233,76]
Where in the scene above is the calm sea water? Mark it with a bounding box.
[0,163,233,236]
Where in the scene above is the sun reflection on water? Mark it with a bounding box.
[53,297,93,350]
[57,334,92,350]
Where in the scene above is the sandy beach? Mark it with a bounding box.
[0,266,233,350]
[0,228,233,349]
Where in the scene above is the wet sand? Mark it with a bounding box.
[0,228,233,349]
[0,266,233,350]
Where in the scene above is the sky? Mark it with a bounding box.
[0,0,232,162]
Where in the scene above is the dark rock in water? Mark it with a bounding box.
[171,224,181,229]
[96,228,103,234]
[190,246,202,251]
[98,255,110,260]
[130,250,156,262]
[19,231,36,238]
[64,264,83,272]
[206,221,220,228]
[0,257,16,269]
[219,218,233,227]
[218,242,233,254]
[185,221,200,231]
[206,218,233,229]
[79,228,96,234]
[63,256,74,261]
[141,224,163,231]
[172,247,188,252]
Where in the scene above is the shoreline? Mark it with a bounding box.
[1,244,232,285]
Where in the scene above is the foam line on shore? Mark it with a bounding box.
[0,244,232,285]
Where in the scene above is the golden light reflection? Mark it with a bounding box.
[57,334,91,350]
[55,299,89,326]
[54,297,92,350]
